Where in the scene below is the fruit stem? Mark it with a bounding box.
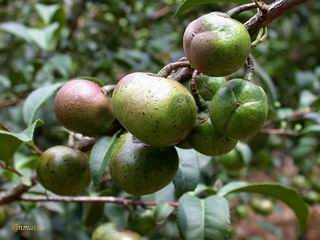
[190,70,207,112]
[157,61,191,78]
[227,3,257,18]
[244,54,255,81]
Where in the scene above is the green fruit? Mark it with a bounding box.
[210,79,268,140]
[109,133,179,195]
[187,118,237,156]
[36,146,90,196]
[0,207,8,228]
[303,191,319,205]
[112,72,197,146]
[251,197,274,215]
[235,205,250,219]
[183,12,251,76]
[292,175,310,189]
[176,139,192,149]
[217,149,245,171]
[54,79,115,137]
[92,223,141,240]
[128,209,156,235]
[196,75,226,101]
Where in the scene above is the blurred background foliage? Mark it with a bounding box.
[0,0,320,239]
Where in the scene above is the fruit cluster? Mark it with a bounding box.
[36,12,268,196]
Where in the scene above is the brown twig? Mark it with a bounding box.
[227,3,257,17]
[244,54,255,81]
[190,70,207,112]
[245,0,307,34]
[260,128,297,136]
[18,195,179,207]
[157,61,191,78]
[0,162,22,177]
[0,175,37,205]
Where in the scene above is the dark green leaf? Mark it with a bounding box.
[23,82,63,126]
[300,125,320,136]
[175,0,249,16]
[178,193,230,240]
[173,148,200,197]
[90,133,119,185]
[0,120,43,165]
[218,182,309,231]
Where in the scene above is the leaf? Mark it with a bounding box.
[178,193,230,240]
[90,133,119,185]
[27,23,59,50]
[254,60,278,102]
[173,148,200,197]
[35,3,60,24]
[175,0,248,16]
[0,22,31,42]
[218,182,309,231]
[235,142,252,165]
[0,120,43,165]
[49,54,72,77]
[23,82,63,126]
[300,125,320,136]
[76,76,104,86]
[154,200,175,225]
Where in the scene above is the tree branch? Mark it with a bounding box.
[227,3,257,17]
[245,0,307,34]
[18,195,179,208]
[0,175,37,205]
[157,61,191,78]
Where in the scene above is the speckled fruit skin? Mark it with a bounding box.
[210,78,268,140]
[183,12,251,76]
[196,75,226,101]
[54,79,115,137]
[92,223,141,240]
[112,72,197,146]
[187,118,237,156]
[36,146,90,196]
[109,133,179,195]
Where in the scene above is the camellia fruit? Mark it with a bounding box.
[196,75,226,101]
[112,72,197,146]
[183,12,251,76]
[109,133,179,195]
[210,78,268,140]
[36,146,90,196]
[54,79,115,137]
[92,223,141,240]
[187,118,237,156]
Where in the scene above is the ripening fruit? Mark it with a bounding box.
[109,133,179,195]
[183,12,251,76]
[112,72,197,146]
[128,209,156,235]
[54,79,115,137]
[92,223,141,240]
[0,207,7,228]
[251,197,274,215]
[36,146,90,196]
[196,75,226,101]
[210,79,268,140]
[217,149,246,172]
[187,118,237,156]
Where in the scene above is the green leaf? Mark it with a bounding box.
[35,3,60,24]
[173,148,200,197]
[235,142,252,165]
[218,182,309,231]
[23,82,63,126]
[154,200,175,225]
[0,120,43,165]
[300,125,320,136]
[27,23,59,50]
[178,193,230,240]
[90,133,119,185]
[175,0,249,16]
[0,22,31,42]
